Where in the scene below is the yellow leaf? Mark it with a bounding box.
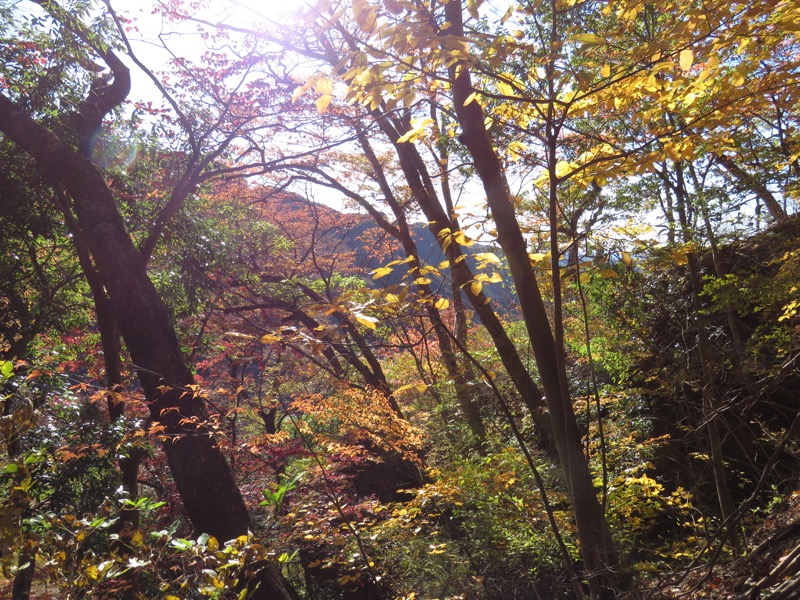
[314,77,332,95]
[474,252,501,265]
[555,160,573,178]
[496,78,514,96]
[386,255,415,267]
[621,252,632,266]
[354,314,378,329]
[434,297,449,310]
[579,271,591,284]
[315,93,333,113]
[601,64,611,78]
[463,91,479,106]
[599,269,619,279]
[261,333,282,344]
[670,251,689,266]
[470,281,483,296]
[573,33,603,44]
[731,69,745,87]
[529,252,547,263]
[418,265,440,276]
[452,230,474,246]
[679,48,693,72]
[371,267,393,279]
[395,382,423,394]
[397,117,434,143]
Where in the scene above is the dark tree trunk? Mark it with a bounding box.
[715,154,786,221]
[440,3,625,596]
[368,109,554,451]
[0,91,300,600]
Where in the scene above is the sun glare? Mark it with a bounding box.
[224,0,308,25]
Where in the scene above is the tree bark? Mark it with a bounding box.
[715,154,786,221]
[440,3,624,596]
[0,92,300,600]
[369,109,554,450]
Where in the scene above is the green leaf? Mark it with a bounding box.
[171,538,194,551]
[0,361,13,378]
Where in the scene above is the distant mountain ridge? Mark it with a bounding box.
[261,191,518,309]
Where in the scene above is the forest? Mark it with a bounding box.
[0,0,799,598]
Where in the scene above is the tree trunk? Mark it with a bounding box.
[369,109,554,451]
[715,154,786,221]
[440,3,625,596]
[0,92,300,600]
[672,163,740,548]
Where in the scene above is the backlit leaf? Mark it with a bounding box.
[354,314,378,329]
[679,48,694,72]
[573,33,603,44]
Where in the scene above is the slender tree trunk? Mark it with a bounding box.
[357,132,487,444]
[715,154,786,221]
[671,165,739,545]
[440,2,624,595]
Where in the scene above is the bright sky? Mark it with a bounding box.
[112,0,307,105]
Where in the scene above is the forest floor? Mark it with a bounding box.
[655,490,800,599]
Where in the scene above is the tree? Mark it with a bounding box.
[0,3,298,597]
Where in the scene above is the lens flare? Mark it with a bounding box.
[90,128,139,171]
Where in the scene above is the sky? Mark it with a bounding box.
[112,0,302,106]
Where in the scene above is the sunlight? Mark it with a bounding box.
[223,0,308,25]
